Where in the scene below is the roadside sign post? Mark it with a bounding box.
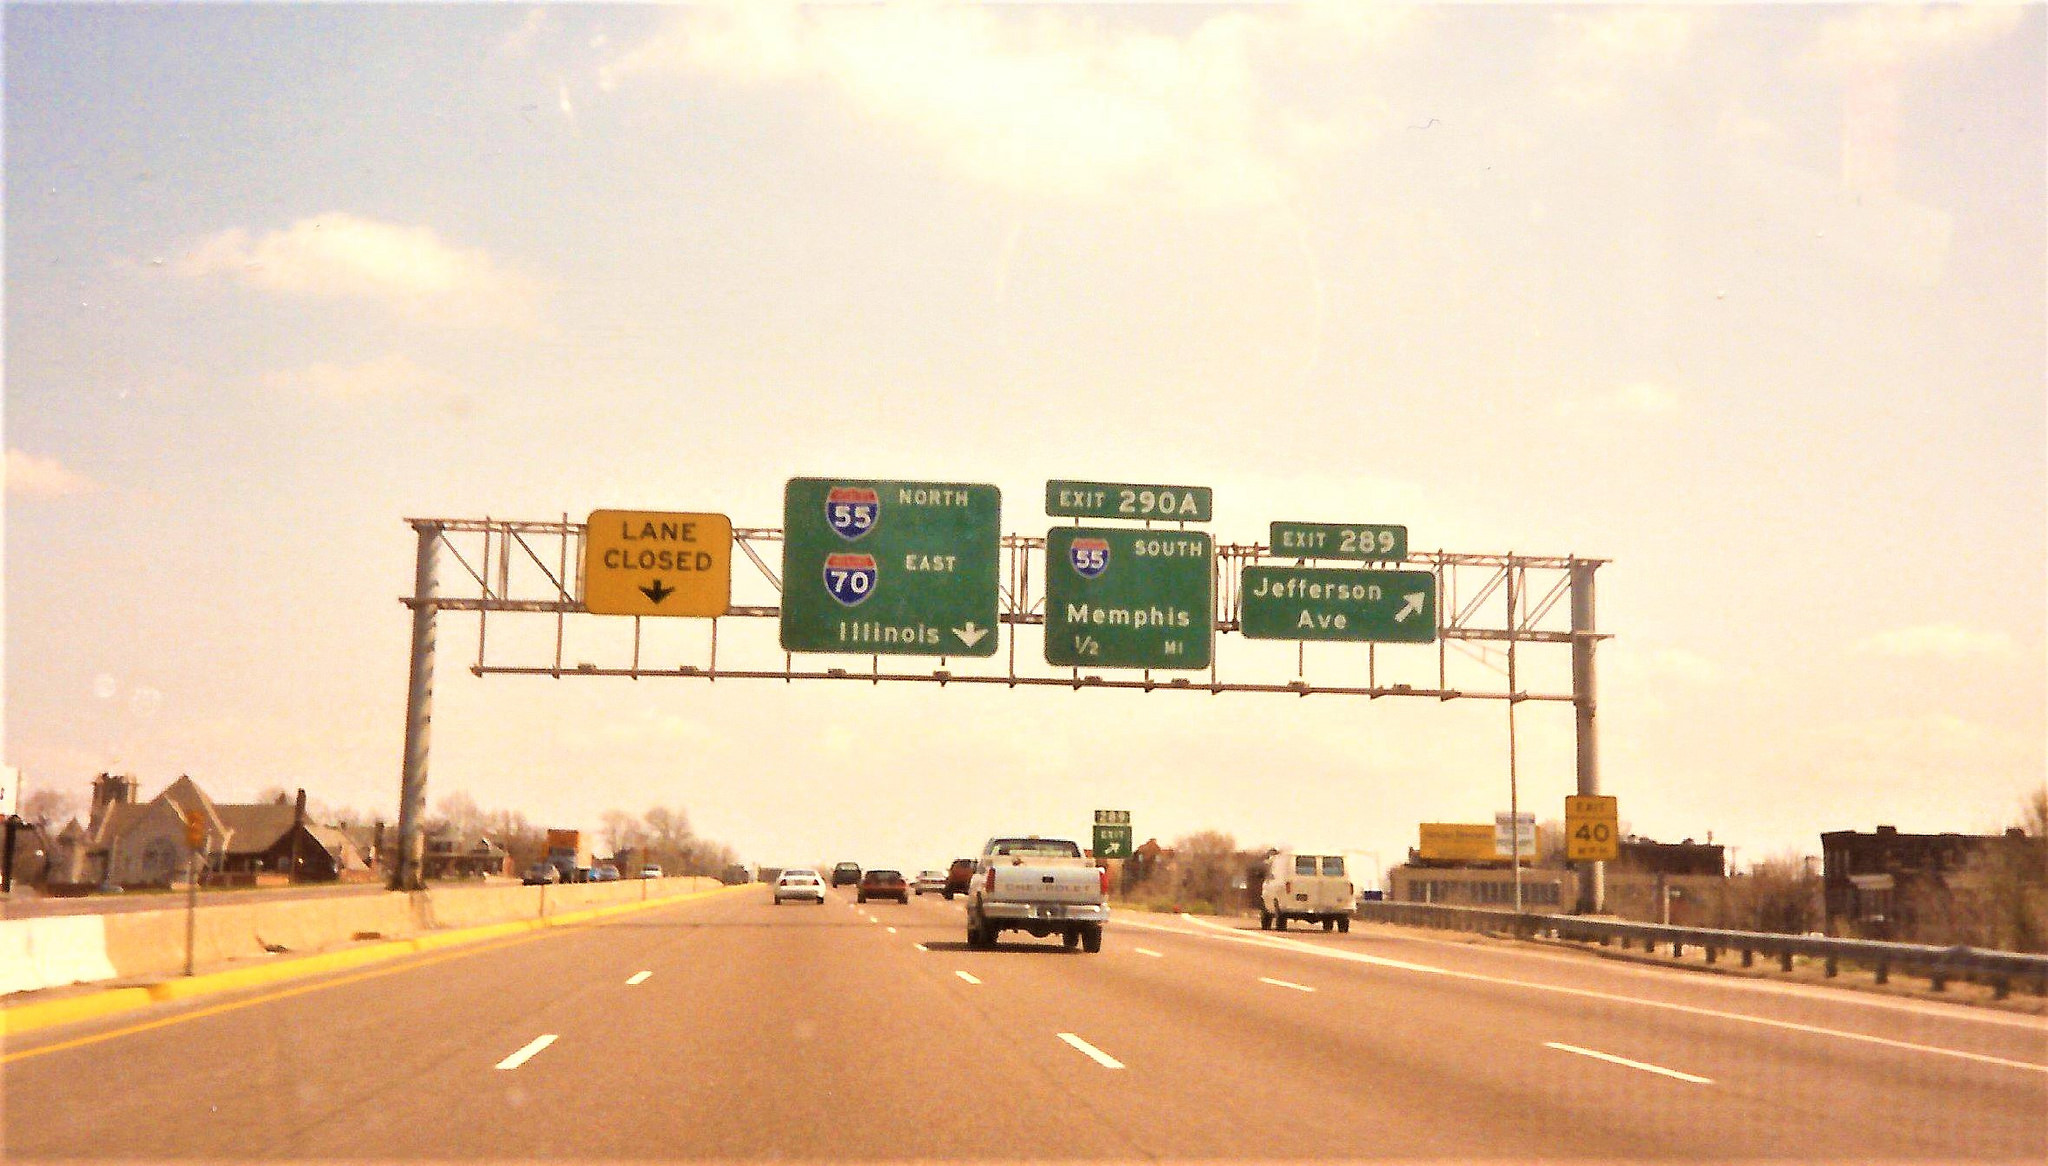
[780,479,1002,657]
[1,817,18,896]
[183,810,204,976]
[1092,810,1133,860]
[1565,795,1619,862]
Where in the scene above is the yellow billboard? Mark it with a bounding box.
[1419,823,1499,861]
[1418,823,1540,862]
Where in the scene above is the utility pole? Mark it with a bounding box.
[393,522,441,892]
[1571,559,1604,914]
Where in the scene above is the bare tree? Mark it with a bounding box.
[433,791,484,839]
[601,808,650,856]
[1717,852,1822,935]
[1170,830,1240,909]
[20,787,81,831]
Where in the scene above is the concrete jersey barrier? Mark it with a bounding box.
[6,876,722,994]
[0,915,121,996]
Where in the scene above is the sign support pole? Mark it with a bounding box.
[1570,559,1603,914]
[1507,563,1522,914]
[1,816,18,894]
[392,522,440,893]
[184,850,197,976]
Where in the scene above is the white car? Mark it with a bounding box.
[913,870,946,896]
[774,869,827,905]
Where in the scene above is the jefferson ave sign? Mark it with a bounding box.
[1239,567,1437,643]
[780,478,1001,657]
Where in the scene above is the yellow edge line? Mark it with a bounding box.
[1,884,741,1059]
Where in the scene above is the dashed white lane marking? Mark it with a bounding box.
[1142,914,2048,1076]
[1133,947,1164,958]
[1259,976,1315,992]
[494,1034,557,1070]
[625,971,651,986]
[955,971,982,985]
[914,943,929,951]
[1058,1032,1125,1069]
[1545,1041,1713,1084]
[886,926,898,934]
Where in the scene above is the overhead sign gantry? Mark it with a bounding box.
[391,472,1609,915]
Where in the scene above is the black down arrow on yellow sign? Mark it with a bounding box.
[582,510,732,617]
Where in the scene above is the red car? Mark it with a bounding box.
[943,858,976,900]
[858,869,909,904]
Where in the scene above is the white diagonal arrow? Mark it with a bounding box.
[953,622,989,647]
[1394,593,1427,623]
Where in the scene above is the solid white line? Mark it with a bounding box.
[1133,947,1164,958]
[1259,976,1315,992]
[1133,915,2048,1076]
[954,970,982,985]
[1058,1032,1125,1069]
[1545,1041,1713,1084]
[493,1034,557,1070]
[625,971,651,986]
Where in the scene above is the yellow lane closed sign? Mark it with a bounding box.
[583,510,732,617]
[1564,795,1619,862]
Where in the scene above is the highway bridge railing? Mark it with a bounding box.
[1353,900,2048,999]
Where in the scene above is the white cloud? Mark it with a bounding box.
[600,3,1417,208]
[1549,7,1706,106]
[1857,623,2016,661]
[177,213,542,330]
[1796,5,2026,77]
[498,8,551,58]
[1815,713,2035,774]
[1556,380,1681,417]
[5,449,103,499]
[259,353,465,407]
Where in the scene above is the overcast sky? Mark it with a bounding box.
[6,3,2042,877]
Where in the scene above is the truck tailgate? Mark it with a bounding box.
[989,864,1101,904]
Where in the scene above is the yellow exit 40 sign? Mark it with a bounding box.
[1564,795,1619,862]
[583,511,732,617]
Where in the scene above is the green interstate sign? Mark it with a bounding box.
[1269,521,1408,562]
[1046,480,1212,523]
[780,478,1001,657]
[1044,527,1213,670]
[1092,824,1135,860]
[1240,567,1438,643]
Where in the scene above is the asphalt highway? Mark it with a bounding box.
[4,884,2043,1162]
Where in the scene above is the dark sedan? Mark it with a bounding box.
[857,869,908,904]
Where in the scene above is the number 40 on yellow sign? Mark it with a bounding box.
[1564,795,1619,862]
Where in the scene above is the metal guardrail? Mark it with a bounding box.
[1355,901,2048,999]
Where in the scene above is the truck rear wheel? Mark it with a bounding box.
[1275,913,1288,931]
[1338,917,1351,933]
[1259,908,1272,930]
[1081,924,1102,953]
[1063,929,1080,949]
[1323,918,1335,932]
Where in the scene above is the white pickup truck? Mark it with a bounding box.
[965,836,1110,952]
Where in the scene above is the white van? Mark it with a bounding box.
[1260,851,1355,932]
